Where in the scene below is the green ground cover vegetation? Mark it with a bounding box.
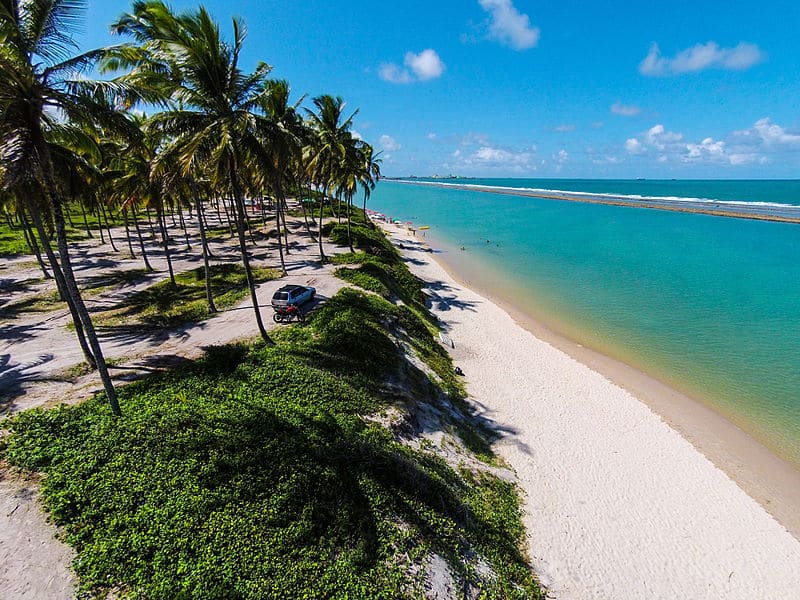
[2,222,541,598]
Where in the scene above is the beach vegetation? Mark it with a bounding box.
[2,285,543,599]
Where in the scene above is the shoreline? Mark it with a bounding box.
[425,233,800,540]
[379,221,800,598]
[393,179,800,224]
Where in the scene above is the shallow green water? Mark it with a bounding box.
[370,180,800,466]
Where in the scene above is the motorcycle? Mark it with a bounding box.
[272,304,305,323]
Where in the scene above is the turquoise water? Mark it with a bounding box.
[370,180,800,467]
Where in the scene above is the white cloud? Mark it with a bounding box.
[556,149,569,163]
[640,41,765,76]
[460,144,535,171]
[622,118,800,167]
[742,118,800,147]
[379,49,444,83]
[478,0,540,50]
[728,153,760,165]
[379,63,412,84]
[624,138,645,155]
[427,132,437,140]
[405,49,445,80]
[554,124,576,132]
[645,124,683,150]
[611,102,641,117]
[379,135,401,152]
[683,137,726,162]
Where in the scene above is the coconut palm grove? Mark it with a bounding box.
[0,1,543,597]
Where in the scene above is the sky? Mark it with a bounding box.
[78,0,800,178]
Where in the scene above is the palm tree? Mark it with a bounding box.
[109,117,177,285]
[112,2,275,342]
[358,143,382,228]
[0,0,126,415]
[304,95,358,262]
[259,79,304,275]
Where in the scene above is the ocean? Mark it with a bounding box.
[368,179,800,468]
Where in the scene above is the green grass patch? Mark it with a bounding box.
[0,223,30,255]
[2,287,542,599]
[92,263,277,329]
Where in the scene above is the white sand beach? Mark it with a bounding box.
[383,223,800,599]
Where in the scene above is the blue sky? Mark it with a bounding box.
[80,0,800,178]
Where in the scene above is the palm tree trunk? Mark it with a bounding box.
[318,186,327,262]
[79,200,93,238]
[33,134,116,412]
[122,208,136,259]
[346,196,354,253]
[198,200,215,258]
[273,182,287,276]
[27,198,96,369]
[99,201,118,252]
[230,170,271,343]
[132,206,154,272]
[214,197,223,230]
[50,197,119,415]
[225,197,236,238]
[280,197,290,253]
[95,204,106,244]
[190,177,216,313]
[156,196,176,287]
[300,180,316,241]
[19,207,51,279]
[243,207,257,246]
[177,199,191,250]
[146,208,156,238]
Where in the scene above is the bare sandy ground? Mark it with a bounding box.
[382,223,800,599]
[0,211,346,599]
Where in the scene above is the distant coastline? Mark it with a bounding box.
[391,178,800,224]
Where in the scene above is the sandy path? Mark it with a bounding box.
[0,469,76,599]
[384,225,800,599]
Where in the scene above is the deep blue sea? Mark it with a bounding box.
[369,179,800,467]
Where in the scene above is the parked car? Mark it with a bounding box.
[271,285,316,307]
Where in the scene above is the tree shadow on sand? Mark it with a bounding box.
[95,321,196,348]
[0,353,55,413]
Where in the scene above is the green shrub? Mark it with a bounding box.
[2,288,541,598]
